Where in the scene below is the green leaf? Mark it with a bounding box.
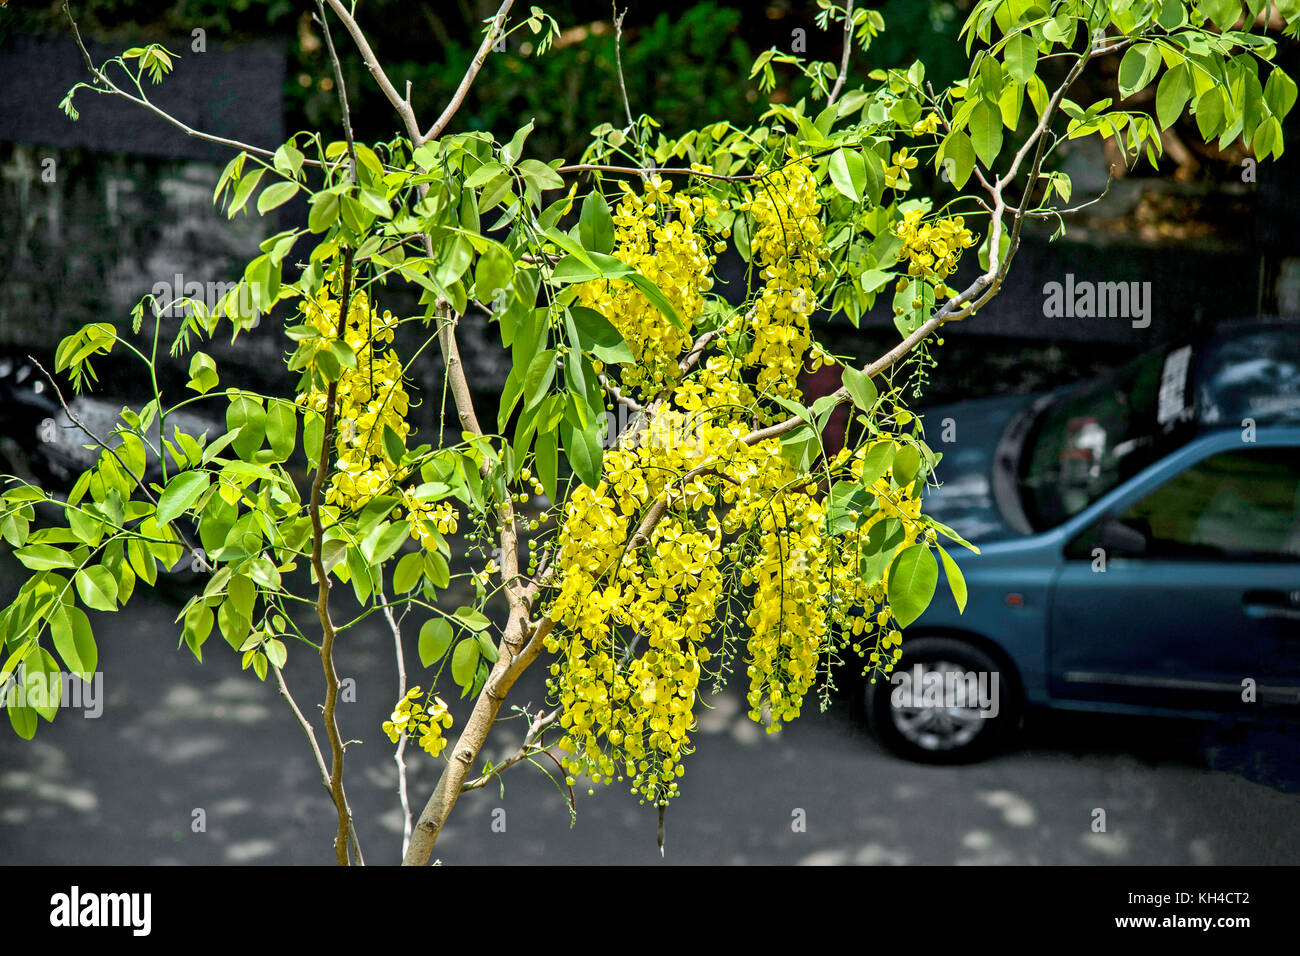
[307,191,341,233]
[257,181,300,215]
[465,160,505,188]
[970,100,1003,168]
[1195,87,1226,140]
[8,702,37,739]
[859,440,896,487]
[579,190,615,254]
[451,637,481,690]
[264,638,287,669]
[535,427,558,501]
[13,545,76,571]
[1265,68,1298,120]
[938,545,968,613]
[75,566,119,612]
[1118,43,1161,98]
[419,618,454,666]
[1003,32,1037,84]
[474,630,499,663]
[522,348,558,413]
[265,401,296,462]
[227,168,265,217]
[829,147,866,202]
[562,419,603,489]
[887,544,939,628]
[474,243,514,304]
[50,605,96,680]
[841,367,877,412]
[381,423,406,467]
[938,130,975,188]
[858,269,895,296]
[186,351,219,393]
[861,149,885,205]
[361,520,409,566]
[1253,115,1282,160]
[570,306,633,363]
[25,648,61,721]
[502,120,534,165]
[424,550,451,589]
[226,396,266,459]
[157,470,210,525]
[892,444,923,489]
[453,606,491,631]
[518,158,565,192]
[1156,62,1191,130]
[393,551,424,593]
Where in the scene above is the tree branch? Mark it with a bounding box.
[827,0,856,106]
[460,707,560,792]
[307,247,363,866]
[424,0,516,142]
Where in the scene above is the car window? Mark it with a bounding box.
[1021,345,1197,530]
[1067,447,1300,561]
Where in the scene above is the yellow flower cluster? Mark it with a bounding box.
[297,282,457,551]
[400,490,458,550]
[575,176,719,398]
[909,113,941,136]
[545,398,743,804]
[884,147,919,192]
[893,210,977,286]
[298,286,410,511]
[546,327,927,804]
[383,687,454,757]
[733,154,827,403]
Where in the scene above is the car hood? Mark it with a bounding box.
[918,392,1049,544]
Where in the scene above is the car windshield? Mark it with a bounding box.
[1020,345,1198,530]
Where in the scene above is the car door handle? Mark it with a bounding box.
[1243,590,1300,623]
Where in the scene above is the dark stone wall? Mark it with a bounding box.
[0,31,294,411]
[0,32,286,162]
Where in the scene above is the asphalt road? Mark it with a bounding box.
[2,559,1298,866]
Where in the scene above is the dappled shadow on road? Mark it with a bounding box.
[2,543,1297,865]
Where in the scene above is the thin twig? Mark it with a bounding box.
[324,0,422,143]
[307,247,362,866]
[28,357,211,571]
[314,0,358,176]
[599,373,642,412]
[827,0,856,106]
[460,708,561,791]
[273,664,363,864]
[424,0,516,142]
[61,1,282,162]
[381,593,414,857]
[611,5,645,175]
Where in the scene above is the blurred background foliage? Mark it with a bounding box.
[4,0,971,161]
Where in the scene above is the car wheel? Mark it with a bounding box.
[866,636,1018,764]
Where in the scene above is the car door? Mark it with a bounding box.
[1047,443,1300,715]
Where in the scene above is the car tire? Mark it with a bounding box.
[866,636,1018,764]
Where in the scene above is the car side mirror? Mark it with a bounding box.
[1097,516,1148,557]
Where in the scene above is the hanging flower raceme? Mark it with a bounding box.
[297,285,409,509]
[546,316,926,810]
[296,282,458,546]
[575,175,720,400]
[728,153,829,408]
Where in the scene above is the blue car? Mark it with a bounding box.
[866,320,1300,762]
